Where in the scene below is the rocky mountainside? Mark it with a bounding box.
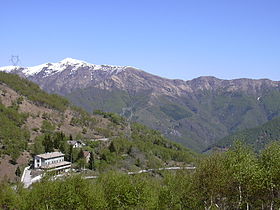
[1,58,280,151]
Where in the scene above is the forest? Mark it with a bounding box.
[2,141,280,209]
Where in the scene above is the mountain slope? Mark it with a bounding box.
[1,58,280,151]
[209,116,280,151]
[0,72,195,182]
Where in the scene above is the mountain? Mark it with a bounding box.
[208,116,280,151]
[1,58,280,151]
[0,72,195,182]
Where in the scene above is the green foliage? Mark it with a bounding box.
[160,103,192,120]
[215,116,280,151]
[93,110,125,125]
[42,134,53,153]
[32,136,45,155]
[261,90,280,118]
[131,123,195,163]
[158,171,198,209]
[0,103,29,160]
[259,142,280,207]
[0,72,69,111]
[32,131,71,155]
[0,182,24,209]
[25,176,107,209]
[90,123,196,172]
[99,172,158,209]
[40,120,55,134]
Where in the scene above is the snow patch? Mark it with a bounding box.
[22,63,50,76]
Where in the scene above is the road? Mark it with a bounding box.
[21,166,32,188]
[21,166,42,188]
[22,166,196,187]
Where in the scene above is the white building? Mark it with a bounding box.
[34,152,71,171]
[67,140,85,148]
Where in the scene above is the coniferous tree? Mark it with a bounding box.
[15,166,21,177]
[89,152,95,170]
[69,145,73,162]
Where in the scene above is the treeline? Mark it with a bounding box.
[2,141,280,209]
[0,72,69,111]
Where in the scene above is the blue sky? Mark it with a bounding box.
[0,0,280,80]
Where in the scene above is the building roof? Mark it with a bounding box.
[83,151,90,158]
[36,152,65,159]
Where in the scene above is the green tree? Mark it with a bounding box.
[42,134,53,153]
[225,141,261,209]
[260,142,280,209]
[159,171,197,209]
[193,152,230,209]
[33,136,44,154]
[0,182,24,209]
[77,158,87,170]
[99,172,157,209]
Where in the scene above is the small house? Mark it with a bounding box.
[67,140,85,148]
[83,151,91,163]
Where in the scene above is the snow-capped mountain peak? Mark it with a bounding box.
[0,58,134,78]
[60,57,88,65]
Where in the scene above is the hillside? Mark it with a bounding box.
[1,58,280,151]
[0,72,195,182]
[209,116,280,151]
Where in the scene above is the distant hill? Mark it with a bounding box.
[1,58,280,151]
[0,72,195,182]
[208,116,280,151]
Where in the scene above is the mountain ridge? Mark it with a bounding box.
[1,58,278,93]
